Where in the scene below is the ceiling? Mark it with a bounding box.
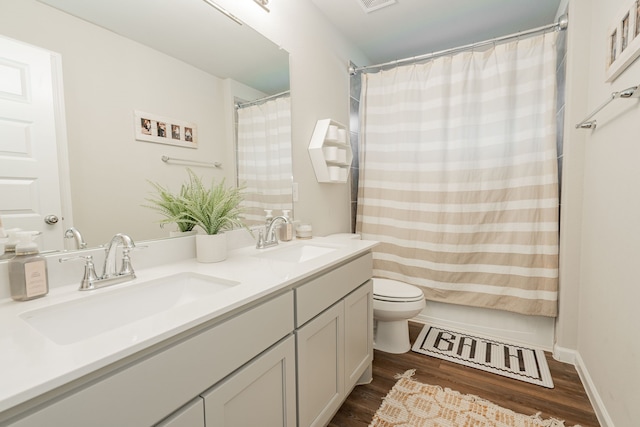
[309,0,563,66]
[37,0,563,90]
[37,0,290,94]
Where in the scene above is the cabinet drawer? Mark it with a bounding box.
[155,397,205,427]
[11,291,294,427]
[296,253,372,327]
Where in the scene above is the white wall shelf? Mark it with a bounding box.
[308,119,353,183]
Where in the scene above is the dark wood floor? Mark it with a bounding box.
[329,322,600,427]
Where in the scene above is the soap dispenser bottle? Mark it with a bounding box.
[278,210,294,242]
[9,231,49,301]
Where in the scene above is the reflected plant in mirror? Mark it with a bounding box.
[144,174,198,236]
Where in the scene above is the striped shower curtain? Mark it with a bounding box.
[237,96,292,226]
[356,32,559,317]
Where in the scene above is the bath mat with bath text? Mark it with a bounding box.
[412,324,554,388]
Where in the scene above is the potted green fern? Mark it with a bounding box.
[145,175,197,236]
[178,170,246,262]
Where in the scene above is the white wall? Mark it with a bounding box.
[559,0,640,424]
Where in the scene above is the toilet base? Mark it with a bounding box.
[374,318,411,354]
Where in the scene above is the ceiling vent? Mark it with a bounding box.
[354,0,397,13]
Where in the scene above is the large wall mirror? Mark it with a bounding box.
[0,0,291,254]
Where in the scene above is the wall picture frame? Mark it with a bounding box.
[606,0,640,82]
[134,110,197,149]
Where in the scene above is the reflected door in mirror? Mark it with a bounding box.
[0,36,64,251]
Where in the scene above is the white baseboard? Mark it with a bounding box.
[551,343,576,364]
[574,352,615,427]
[554,345,614,427]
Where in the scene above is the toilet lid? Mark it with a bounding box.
[373,278,424,302]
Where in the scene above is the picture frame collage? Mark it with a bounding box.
[134,110,198,149]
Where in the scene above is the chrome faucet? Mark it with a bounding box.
[60,233,138,291]
[256,215,289,249]
[64,227,87,249]
[102,233,136,279]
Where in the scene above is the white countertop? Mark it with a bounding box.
[0,236,377,415]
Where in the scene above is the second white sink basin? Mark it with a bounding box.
[255,243,339,263]
[20,272,239,345]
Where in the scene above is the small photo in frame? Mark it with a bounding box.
[636,1,640,37]
[134,110,198,149]
[606,0,640,81]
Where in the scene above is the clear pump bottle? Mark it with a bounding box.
[9,231,49,301]
[278,210,294,242]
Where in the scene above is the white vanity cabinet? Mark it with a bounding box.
[7,291,294,427]
[343,281,374,389]
[2,248,375,427]
[156,397,205,427]
[297,301,345,427]
[202,335,296,427]
[295,253,373,427]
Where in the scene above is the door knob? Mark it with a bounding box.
[44,215,59,225]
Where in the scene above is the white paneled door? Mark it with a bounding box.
[0,36,65,251]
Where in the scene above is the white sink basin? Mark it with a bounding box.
[19,272,239,345]
[255,243,339,263]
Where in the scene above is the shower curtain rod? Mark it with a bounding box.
[235,90,290,109]
[349,15,569,75]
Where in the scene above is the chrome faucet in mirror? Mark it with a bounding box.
[64,227,87,250]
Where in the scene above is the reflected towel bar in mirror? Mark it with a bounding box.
[161,155,222,168]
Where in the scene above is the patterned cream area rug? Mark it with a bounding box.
[369,370,577,427]
[412,325,554,388]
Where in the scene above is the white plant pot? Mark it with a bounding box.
[169,230,197,238]
[195,233,227,263]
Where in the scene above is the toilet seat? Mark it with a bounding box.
[373,278,424,303]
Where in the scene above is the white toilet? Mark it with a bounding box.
[373,278,426,354]
[323,233,426,354]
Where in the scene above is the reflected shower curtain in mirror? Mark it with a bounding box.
[356,32,559,316]
[237,96,292,225]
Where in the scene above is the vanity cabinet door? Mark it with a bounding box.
[155,397,204,427]
[202,335,296,427]
[344,280,373,391]
[296,301,345,427]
